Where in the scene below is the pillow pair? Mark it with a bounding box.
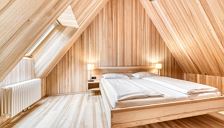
[102,73,129,79]
[102,72,158,79]
[132,72,158,79]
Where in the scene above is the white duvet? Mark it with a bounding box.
[144,77,218,95]
[103,79,163,101]
[101,78,220,108]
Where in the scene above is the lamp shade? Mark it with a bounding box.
[155,63,162,69]
[87,64,94,70]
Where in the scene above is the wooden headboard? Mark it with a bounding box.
[92,66,158,79]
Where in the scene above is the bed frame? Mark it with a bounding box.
[96,66,224,128]
[101,84,224,128]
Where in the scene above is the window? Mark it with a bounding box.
[57,5,79,28]
[25,22,58,57]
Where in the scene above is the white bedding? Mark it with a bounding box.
[104,79,163,101]
[144,76,218,94]
[100,78,221,108]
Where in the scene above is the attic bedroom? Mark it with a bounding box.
[1,0,224,128]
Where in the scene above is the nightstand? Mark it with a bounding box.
[88,80,100,95]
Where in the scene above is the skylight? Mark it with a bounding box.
[57,5,79,28]
[25,22,58,57]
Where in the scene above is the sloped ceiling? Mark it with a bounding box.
[0,0,109,80]
[2,0,224,80]
[140,0,224,76]
[0,0,71,81]
[33,0,109,78]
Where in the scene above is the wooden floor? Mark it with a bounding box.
[3,94,224,128]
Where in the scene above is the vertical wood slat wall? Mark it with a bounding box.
[0,58,35,87]
[46,0,183,96]
[184,73,224,93]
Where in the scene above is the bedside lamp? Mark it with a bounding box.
[87,64,94,81]
[155,63,162,75]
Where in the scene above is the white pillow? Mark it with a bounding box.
[102,73,129,79]
[132,72,158,79]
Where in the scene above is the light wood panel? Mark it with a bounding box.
[0,0,44,48]
[3,94,224,128]
[184,73,224,93]
[199,0,224,46]
[0,0,11,11]
[46,37,87,94]
[140,0,198,73]
[93,66,157,78]
[33,0,110,78]
[0,58,35,87]
[71,0,107,25]
[0,0,72,81]
[45,0,183,95]
[41,78,47,97]
[140,0,224,76]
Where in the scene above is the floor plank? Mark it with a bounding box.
[3,94,224,128]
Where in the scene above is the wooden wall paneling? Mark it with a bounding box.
[0,0,72,81]
[41,78,47,97]
[199,0,224,46]
[71,0,103,25]
[184,73,224,93]
[0,58,35,87]
[124,0,132,66]
[140,0,198,73]
[33,0,110,78]
[0,0,12,11]
[117,0,124,66]
[45,0,183,95]
[154,0,212,73]
[176,0,224,73]
[46,37,87,95]
[140,0,224,76]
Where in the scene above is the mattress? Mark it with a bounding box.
[100,78,221,108]
[143,76,218,94]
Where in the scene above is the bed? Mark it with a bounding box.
[97,67,224,128]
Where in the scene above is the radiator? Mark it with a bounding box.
[1,79,41,117]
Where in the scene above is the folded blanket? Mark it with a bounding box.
[106,79,163,101]
[187,88,218,94]
[144,77,218,95]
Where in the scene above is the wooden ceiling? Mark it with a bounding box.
[140,0,224,76]
[33,0,109,78]
[1,0,224,80]
[0,0,71,81]
[0,0,109,80]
